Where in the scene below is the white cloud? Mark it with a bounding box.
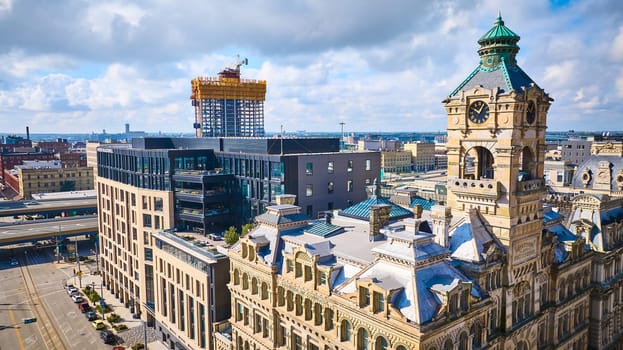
[611,26,623,61]
[83,3,146,39]
[0,50,75,78]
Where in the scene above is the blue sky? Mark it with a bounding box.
[0,0,621,134]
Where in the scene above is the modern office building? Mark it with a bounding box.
[191,61,267,138]
[216,14,623,350]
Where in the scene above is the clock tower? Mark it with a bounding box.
[444,13,553,331]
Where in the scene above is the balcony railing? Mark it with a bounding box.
[447,177,500,202]
[517,178,544,194]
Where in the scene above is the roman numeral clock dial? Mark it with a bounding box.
[468,100,490,124]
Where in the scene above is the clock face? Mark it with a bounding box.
[468,101,489,124]
[526,101,536,124]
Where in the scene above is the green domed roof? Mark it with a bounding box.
[478,12,520,44]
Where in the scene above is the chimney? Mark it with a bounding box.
[275,194,296,206]
[324,211,333,225]
[431,205,452,248]
[369,204,391,240]
[26,126,30,140]
[413,204,423,219]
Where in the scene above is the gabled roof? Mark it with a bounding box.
[341,196,412,221]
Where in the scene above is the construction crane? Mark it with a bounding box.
[218,56,248,79]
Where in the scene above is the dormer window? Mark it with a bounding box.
[359,287,370,307]
[304,265,313,282]
[295,262,302,278]
[373,291,385,313]
[318,271,327,286]
[286,259,293,273]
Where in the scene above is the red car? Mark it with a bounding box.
[78,302,91,313]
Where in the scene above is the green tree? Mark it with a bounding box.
[224,226,240,245]
[241,223,255,236]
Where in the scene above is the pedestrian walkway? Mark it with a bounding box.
[56,259,162,348]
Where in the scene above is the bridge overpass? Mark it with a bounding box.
[0,215,98,246]
[0,198,96,218]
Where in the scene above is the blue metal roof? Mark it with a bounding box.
[341,196,412,221]
[306,222,343,237]
[410,196,436,211]
[543,210,563,223]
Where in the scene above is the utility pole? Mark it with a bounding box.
[339,122,345,150]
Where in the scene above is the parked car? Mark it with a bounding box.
[100,330,115,344]
[78,302,91,313]
[85,311,97,321]
[9,258,18,266]
[66,285,78,295]
[71,294,83,303]
[92,320,105,330]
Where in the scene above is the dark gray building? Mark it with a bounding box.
[107,137,380,224]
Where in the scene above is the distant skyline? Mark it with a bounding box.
[0,0,621,134]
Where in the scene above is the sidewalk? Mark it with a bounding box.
[57,260,161,348]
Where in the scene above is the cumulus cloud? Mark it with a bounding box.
[0,0,621,133]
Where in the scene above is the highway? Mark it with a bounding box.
[0,198,96,218]
[0,216,98,246]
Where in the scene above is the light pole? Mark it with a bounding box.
[75,240,82,288]
[339,122,345,150]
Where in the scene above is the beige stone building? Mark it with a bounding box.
[380,151,412,174]
[215,14,623,350]
[10,163,93,199]
[404,142,436,172]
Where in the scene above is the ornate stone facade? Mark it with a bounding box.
[217,14,623,350]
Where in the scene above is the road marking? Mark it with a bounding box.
[24,335,36,345]
[8,307,26,350]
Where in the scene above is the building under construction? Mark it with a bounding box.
[191,59,267,137]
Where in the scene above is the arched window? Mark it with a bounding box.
[397,346,408,350]
[357,328,369,350]
[251,277,258,295]
[519,146,535,181]
[233,269,240,285]
[340,320,352,342]
[242,273,248,290]
[261,282,269,300]
[375,336,388,350]
[464,146,494,180]
[471,323,482,348]
[516,341,528,350]
[458,332,468,350]
[442,339,453,350]
[276,286,285,306]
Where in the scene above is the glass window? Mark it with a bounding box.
[154,197,163,211]
[360,287,370,307]
[306,184,313,197]
[347,160,353,172]
[365,159,371,171]
[143,214,152,228]
[328,181,334,193]
[347,180,353,192]
[306,162,313,175]
[328,161,334,174]
[357,328,369,350]
[340,320,352,342]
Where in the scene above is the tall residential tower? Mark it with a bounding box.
[191,59,267,138]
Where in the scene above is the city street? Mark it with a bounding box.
[0,242,113,350]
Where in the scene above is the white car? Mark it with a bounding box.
[71,294,83,303]
[67,286,78,295]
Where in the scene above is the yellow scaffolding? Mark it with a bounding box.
[191,77,266,101]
